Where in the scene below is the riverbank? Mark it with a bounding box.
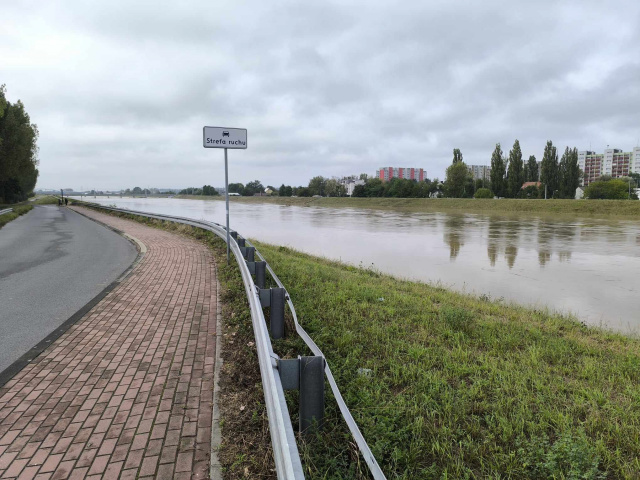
[0,205,32,229]
[174,195,640,218]
[256,241,640,479]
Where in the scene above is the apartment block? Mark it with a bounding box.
[579,147,640,186]
[376,167,426,182]
[468,165,491,181]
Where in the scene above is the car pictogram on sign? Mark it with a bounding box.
[222,131,230,137]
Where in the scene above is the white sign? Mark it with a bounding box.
[203,126,247,149]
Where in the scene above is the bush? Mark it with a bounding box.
[474,188,494,199]
[584,179,637,200]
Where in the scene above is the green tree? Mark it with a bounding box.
[525,155,538,182]
[452,148,463,164]
[308,176,326,196]
[242,180,264,196]
[584,179,638,200]
[0,86,39,203]
[202,185,218,196]
[507,139,524,197]
[228,183,244,194]
[490,144,506,197]
[558,147,580,198]
[324,178,346,197]
[132,187,142,194]
[540,141,559,198]
[444,161,471,198]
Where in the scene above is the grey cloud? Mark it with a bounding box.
[3,0,640,190]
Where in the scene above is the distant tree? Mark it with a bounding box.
[242,180,264,196]
[452,148,463,164]
[352,184,366,197]
[278,184,287,196]
[525,155,538,182]
[584,179,638,200]
[324,178,346,197]
[490,144,506,197]
[444,161,471,198]
[521,185,541,199]
[297,186,311,197]
[202,185,218,196]
[507,139,524,198]
[558,147,580,198]
[308,176,326,196]
[228,183,244,194]
[540,140,559,198]
[132,187,142,194]
[474,188,493,199]
[359,173,369,181]
[284,185,293,197]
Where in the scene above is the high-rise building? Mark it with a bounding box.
[579,147,640,186]
[468,165,491,182]
[376,167,425,182]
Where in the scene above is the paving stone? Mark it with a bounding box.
[0,208,217,479]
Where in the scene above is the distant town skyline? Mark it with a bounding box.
[3,0,639,191]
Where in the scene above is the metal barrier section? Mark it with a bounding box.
[0,208,14,216]
[76,202,386,480]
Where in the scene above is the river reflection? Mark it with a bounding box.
[75,197,640,332]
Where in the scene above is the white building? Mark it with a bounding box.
[338,176,365,196]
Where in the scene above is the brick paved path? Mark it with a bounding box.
[0,207,217,479]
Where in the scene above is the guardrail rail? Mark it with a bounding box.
[75,200,386,480]
[0,208,14,216]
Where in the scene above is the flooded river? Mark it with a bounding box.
[75,197,640,332]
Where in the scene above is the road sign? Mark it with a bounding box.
[203,125,248,264]
[203,126,247,149]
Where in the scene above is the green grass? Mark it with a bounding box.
[0,205,33,229]
[29,195,61,205]
[178,195,640,218]
[253,242,640,479]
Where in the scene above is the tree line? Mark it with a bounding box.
[0,85,39,204]
[444,140,582,199]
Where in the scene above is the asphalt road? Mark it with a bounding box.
[0,205,137,373]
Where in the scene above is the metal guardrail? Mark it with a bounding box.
[0,208,14,216]
[76,201,386,480]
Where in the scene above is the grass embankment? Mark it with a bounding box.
[177,195,640,218]
[0,205,33,229]
[255,242,640,479]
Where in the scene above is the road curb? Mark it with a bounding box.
[0,207,146,389]
[210,270,224,480]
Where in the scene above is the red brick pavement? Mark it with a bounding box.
[0,207,217,479]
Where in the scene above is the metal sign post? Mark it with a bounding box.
[203,126,247,265]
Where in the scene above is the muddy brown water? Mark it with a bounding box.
[76,197,640,333]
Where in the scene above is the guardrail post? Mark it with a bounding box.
[243,246,255,262]
[299,356,325,435]
[237,237,246,248]
[270,287,285,339]
[255,261,266,289]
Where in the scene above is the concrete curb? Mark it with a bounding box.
[210,268,224,480]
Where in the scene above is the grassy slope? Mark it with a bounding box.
[255,242,640,479]
[176,195,640,218]
[0,205,33,229]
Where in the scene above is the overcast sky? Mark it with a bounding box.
[2,0,640,191]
